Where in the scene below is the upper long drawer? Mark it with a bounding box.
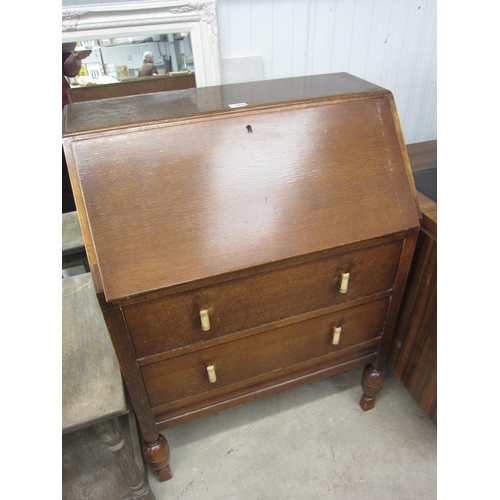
[124,239,402,359]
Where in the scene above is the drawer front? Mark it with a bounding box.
[141,298,389,410]
[124,240,402,359]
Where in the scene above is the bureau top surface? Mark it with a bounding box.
[63,73,386,135]
[63,73,419,302]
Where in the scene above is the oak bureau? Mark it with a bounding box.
[62,72,420,481]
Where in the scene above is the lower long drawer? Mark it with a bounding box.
[141,298,389,412]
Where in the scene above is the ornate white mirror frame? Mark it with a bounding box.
[62,0,221,87]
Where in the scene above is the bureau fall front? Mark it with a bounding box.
[63,72,420,481]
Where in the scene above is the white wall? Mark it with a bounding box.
[217,0,436,144]
[62,0,437,144]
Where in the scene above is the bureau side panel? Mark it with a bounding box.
[375,229,419,368]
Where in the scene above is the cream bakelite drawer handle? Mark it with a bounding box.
[339,273,350,293]
[206,364,217,383]
[332,326,342,345]
[200,309,210,331]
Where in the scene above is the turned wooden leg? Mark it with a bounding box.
[143,434,173,482]
[94,418,156,499]
[359,364,386,411]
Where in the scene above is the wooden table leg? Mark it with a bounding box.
[95,418,156,499]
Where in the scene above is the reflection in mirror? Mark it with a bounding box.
[68,33,194,87]
[62,1,221,88]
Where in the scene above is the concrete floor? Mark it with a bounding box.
[146,365,437,499]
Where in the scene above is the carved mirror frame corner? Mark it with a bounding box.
[62,0,221,87]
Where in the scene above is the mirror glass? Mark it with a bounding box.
[67,33,194,86]
[62,1,221,88]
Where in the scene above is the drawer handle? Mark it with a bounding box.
[332,326,342,345]
[200,309,211,331]
[206,364,217,383]
[339,272,350,293]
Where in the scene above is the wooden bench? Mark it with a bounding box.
[68,71,196,104]
[62,273,156,499]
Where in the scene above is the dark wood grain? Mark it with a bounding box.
[388,140,437,424]
[374,228,419,368]
[417,191,437,235]
[142,434,172,482]
[141,298,389,410]
[63,72,385,135]
[388,191,437,424]
[66,95,418,302]
[62,73,421,480]
[124,240,402,358]
[359,364,386,411]
[68,72,196,104]
[155,352,378,429]
[406,140,437,172]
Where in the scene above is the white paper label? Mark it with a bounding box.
[228,102,248,108]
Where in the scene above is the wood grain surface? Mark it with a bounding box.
[66,95,418,301]
[141,298,389,410]
[63,73,384,135]
[62,74,422,474]
[124,240,402,359]
[388,141,437,424]
[68,72,196,104]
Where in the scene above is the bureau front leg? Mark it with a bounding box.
[142,434,173,482]
[359,363,386,411]
[96,294,174,483]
